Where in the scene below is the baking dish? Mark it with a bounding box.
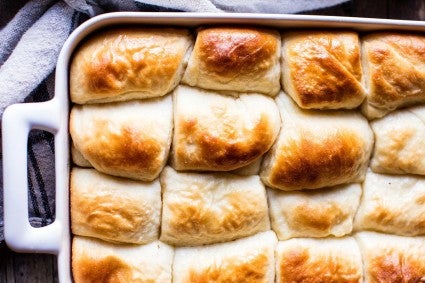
[3,12,425,282]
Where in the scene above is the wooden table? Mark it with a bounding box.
[1,0,424,282]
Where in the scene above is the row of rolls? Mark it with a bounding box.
[69,25,425,282]
[71,166,425,246]
[73,231,425,282]
[70,26,425,119]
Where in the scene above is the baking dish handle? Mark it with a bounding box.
[2,101,61,253]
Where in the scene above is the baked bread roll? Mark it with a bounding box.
[268,183,361,240]
[260,93,373,191]
[70,168,161,244]
[70,28,192,104]
[370,105,425,175]
[70,95,172,181]
[281,31,365,109]
[160,167,270,246]
[361,33,425,119]
[354,170,425,236]
[171,86,281,172]
[173,231,277,283]
[72,236,173,283]
[182,27,281,96]
[276,237,363,283]
[356,232,425,282]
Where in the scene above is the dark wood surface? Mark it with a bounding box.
[1,0,424,282]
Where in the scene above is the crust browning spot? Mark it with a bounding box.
[198,27,277,77]
[416,195,425,205]
[74,255,131,283]
[168,191,265,236]
[270,131,364,189]
[82,120,162,178]
[188,253,268,283]
[280,248,360,282]
[83,30,183,95]
[365,33,425,111]
[78,195,151,237]
[369,252,425,283]
[289,202,347,232]
[365,203,425,233]
[286,32,364,107]
[177,115,273,170]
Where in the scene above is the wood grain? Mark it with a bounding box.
[0,243,58,283]
[1,1,423,282]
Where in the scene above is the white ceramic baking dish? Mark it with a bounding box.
[3,12,425,282]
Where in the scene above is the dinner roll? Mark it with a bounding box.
[361,32,425,119]
[356,232,425,283]
[354,170,425,236]
[70,168,161,244]
[276,237,363,283]
[268,183,361,240]
[70,28,192,104]
[260,93,373,191]
[370,105,425,175]
[72,236,173,283]
[173,231,277,283]
[70,95,172,181]
[160,167,270,246]
[171,86,281,172]
[281,31,365,109]
[182,27,281,96]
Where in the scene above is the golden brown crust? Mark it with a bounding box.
[277,238,363,283]
[165,191,266,240]
[199,27,276,77]
[70,28,192,104]
[289,202,347,232]
[70,96,172,181]
[260,93,373,190]
[70,168,161,244]
[72,237,174,283]
[172,231,277,283]
[83,122,161,174]
[172,86,281,172]
[365,206,425,234]
[279,249,360,283]
[356,232,425,283]
[188,253,268,283]
[368,253,425,283]
[268,184,361,240]
[282,31,365,109]
[176,114,273,170]
[72,193,151,240]
[73,254,132,283]
[160,167,270,246]
[267,130,365,190]
[182,27,281,96]
[362,32,425,119]
[71,116,162,180]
